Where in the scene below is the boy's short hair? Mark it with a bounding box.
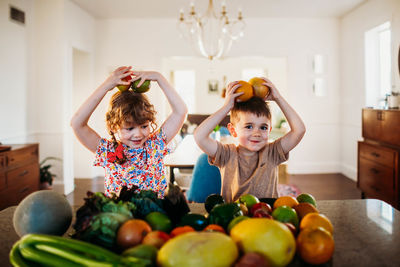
[230,97,271,124]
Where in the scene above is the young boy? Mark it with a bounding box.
[194,78,306,202]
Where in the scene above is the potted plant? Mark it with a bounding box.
[40,157,61,189]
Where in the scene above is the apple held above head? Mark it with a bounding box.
[116,75,132,92]
[248,77,270,99]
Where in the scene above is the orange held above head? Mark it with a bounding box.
[234,78,270,102]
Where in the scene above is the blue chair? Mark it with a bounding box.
[187,153,221,203]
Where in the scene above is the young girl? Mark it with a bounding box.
[71,66,188,198]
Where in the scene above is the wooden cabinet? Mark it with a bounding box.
[0,144,40,210]
[358,109,400,209]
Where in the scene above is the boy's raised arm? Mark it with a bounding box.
[262,78,306,154]
[194,81,243,158]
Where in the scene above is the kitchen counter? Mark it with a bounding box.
[1,199,400,266]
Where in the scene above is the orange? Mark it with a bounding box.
[300,213,333,234]
[293,202,318,221]
[296,227,334,265]
[273,196,299,209]
[235,81,254,102]
[248,77,270,99]
[116,219,152,249]
[203,224,225,234]
[170,226,195,238]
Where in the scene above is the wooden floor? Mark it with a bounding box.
[61,173,362,207]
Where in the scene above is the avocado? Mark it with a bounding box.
[205,194,225,213]
[178,213,208,231]
[208,203,243,230]
[131,79,150,93]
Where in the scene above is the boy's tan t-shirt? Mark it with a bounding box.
[209,139,288,202]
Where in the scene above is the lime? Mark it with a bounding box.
[296,193,317,207]
[271,206,299,228]
[145,212,172,233]
[131,79,150,93]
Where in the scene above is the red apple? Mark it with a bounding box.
[142,230,170,248]
[250,202,272,216]
[248,77,270,99]
[284,222,297,237]
[252,209,272,219]
[117,75,132,92]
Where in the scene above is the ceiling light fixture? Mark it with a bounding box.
[178,0,245,60]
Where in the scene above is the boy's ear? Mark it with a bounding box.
[227,123,237,137]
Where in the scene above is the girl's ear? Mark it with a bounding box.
[227,123,237,137]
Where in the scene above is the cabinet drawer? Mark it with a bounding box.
[358,158,395,204]
[359,142,396,168]
[6,145,39,169]
[7,163,39,189]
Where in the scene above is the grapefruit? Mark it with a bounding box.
[248,77,270,99]
[157,232,238,267]
[230,218,296,267]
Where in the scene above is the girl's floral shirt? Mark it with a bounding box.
[94,128,169,198]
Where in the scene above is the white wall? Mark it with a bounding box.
[340,0,400,181]
[94,17,341,176]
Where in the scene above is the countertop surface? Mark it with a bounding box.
[1,199,400,266]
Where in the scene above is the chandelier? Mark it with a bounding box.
[178,0,245,60]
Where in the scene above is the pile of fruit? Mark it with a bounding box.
[9,190,334,267]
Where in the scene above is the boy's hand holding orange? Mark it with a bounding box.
[231,77,271,102]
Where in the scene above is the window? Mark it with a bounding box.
[172,70,196,113]
[365,22,392,107]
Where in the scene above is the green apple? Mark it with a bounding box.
[132,79,151,93]
[238,194,260,210]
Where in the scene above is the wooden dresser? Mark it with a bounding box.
[358,109,400,209]
[0,144,40,210]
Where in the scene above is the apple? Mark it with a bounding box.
[142,230,170,248]
[284,222,297,237]
[250,202,272,216]
[252,209,272,219]
[238,194,260,210]
[116,75,132,92]
[248,77,270,99]
[131,79,151,93]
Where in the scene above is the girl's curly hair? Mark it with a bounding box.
[106,91,157,135]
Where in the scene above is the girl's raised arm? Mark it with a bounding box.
[71,66,133,152]
[132,71,188,144]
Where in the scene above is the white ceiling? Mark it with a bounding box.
[70,0,367,20]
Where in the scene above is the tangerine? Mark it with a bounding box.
[235,81,254,102]
[273,196,299,209]
[300,213,333,234]
[293,202,318,221]
[203,224,226,234]
[170,225,195,238]
[296,227,334,265]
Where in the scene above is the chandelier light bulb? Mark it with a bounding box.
[178,0,245,60]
